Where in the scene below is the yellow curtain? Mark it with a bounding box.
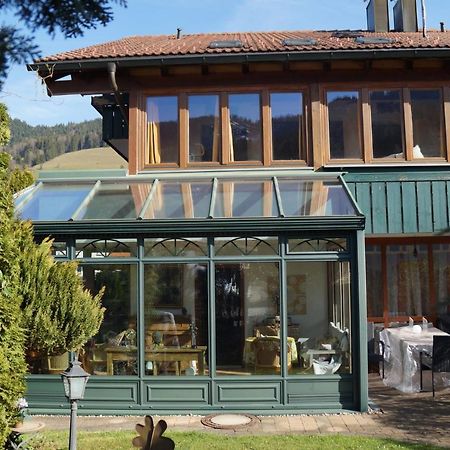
[147,101,161,164]
[181,183,194,218]
[223,181,234,218]
[309,181,329,216]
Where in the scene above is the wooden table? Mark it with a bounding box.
[105,346,207,376]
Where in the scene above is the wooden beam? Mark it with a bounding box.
[179,93,188,168]
[310,84,324,169]
[261,90,272,165]
[361,88,373,163]
[128,91,139,174]
[403,88,414,161]
[444,86,450,162]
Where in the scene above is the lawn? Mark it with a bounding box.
[30,431,445,450]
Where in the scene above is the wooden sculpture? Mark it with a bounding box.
[132,415,175,450]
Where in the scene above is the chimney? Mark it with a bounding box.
[366,0,389,32]
[393,0,419,32]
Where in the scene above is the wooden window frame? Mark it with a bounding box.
[138,87,310,171]
[268,90,309,165]
[322,83,450,166]
[366,236,450,326]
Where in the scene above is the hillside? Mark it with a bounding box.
[33,147,128,171]
[3,118,106,167]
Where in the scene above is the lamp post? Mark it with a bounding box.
[61,357,90,450]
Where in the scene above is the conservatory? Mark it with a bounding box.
[15,168,368,413]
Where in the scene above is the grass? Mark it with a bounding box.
[29,431,446,450]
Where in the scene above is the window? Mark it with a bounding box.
[327,91,362,159]
[326,86,448,164]
[410,89,445,158]
[270,92,304,160]
[370,89,404,159]
[228,93,262,162]
[147,96,178,164]
[188,94,221,163]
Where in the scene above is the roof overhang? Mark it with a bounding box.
[27,47,450,77]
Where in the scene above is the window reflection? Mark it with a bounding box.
[327,91,362,159]
[188,95,221,163]
[287,261,352,375]
[271,92,304,160]
[228,93,262,161]
[144,264,208,376]
[147,96,178,164]
[79,264,138,376]
[215,262,282,376]
[411,89,444,158]
[370,90,404,159]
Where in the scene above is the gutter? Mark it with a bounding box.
[27,47,450,74]
[107,62,129,125]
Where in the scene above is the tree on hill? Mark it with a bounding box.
[0,0,127,88]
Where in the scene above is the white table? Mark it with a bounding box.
[380,326,450,393]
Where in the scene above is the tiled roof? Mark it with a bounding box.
[37,30,450,63]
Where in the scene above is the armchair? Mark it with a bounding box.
[252,336,292,371]
[420,335,450,397]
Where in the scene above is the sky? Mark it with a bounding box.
[0,0,449,126]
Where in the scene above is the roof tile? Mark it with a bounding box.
[36,30,450,63]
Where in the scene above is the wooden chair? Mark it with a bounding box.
[420,335,450,397]
[367,322,385,378]
[252,336,291,372]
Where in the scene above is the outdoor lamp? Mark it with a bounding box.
[61,357,90,450]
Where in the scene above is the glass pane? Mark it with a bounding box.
[17,184,93,221]
[327,91,362,159]
[411,89,444,158]
[79,264,138,376]
[78,183,151,220]
[76,239,138,258]
[366,245,383,318]
[144,181,212,219]
[188,95,221,163]
[433,243,450,316]
[214,180,278,217]
[228,93,262,161]
[215,237,278,256]
[288,238,347,253]
[50,241,68,258]
[144,264,208,376]
[144,238,208,257]
[278,179,356,216]
[287,261,352,375]
[147,96,178,164]
[215,262,282,376]
[370,90,404,159]
[386,245,429,317]
[271,92,304,160]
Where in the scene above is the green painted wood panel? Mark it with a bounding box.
[145,383,209,404]
[354,183,372,233]
[400,182,418,233]
[386,183,402,233]
[432,181,448,232]
[416,182,433,232]
[216,382,281,403]
[82,381,139,404]
[370,182,387,234]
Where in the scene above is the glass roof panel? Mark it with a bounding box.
[77,182,151,220]
[277,179,356,216]
[214,179,279,218]
[16,184,94,221]
[143,181,212,219]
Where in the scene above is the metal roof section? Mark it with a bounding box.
[208,40,243,49]
[14,171,363,225]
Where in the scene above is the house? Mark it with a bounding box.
[17,0,450,414]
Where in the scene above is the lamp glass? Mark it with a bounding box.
[68,376,88,400]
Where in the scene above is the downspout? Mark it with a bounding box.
[107,62,129,125]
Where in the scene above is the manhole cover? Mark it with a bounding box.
[201,413,259,430]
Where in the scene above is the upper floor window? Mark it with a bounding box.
[147,96,178,164]
[327,91,362,160]
[370,89,404,159]
[228,93,262,162]
[326,86,448,163]
[144,90,308,168]
[270,92,305,161]
[188,94,221,163]
[410,89,445,158]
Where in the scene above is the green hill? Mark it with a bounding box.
[3,118,106,167]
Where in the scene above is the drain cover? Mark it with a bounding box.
[201,413,259,430]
